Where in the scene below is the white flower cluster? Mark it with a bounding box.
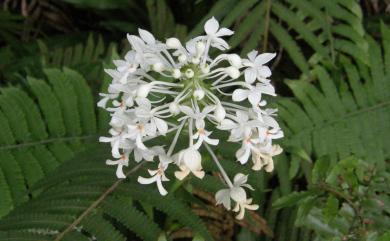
[99,17,283,219]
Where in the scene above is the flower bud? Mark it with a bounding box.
[178,54,187,63]
[196,41,205,54]
[185,69,194,78]
[166,38,181,49]
[169,102,180,115]
[225,66,240,79]
[228,54,241,67]
[137,84,151,98]
[193,89,205,100]
[191,57,200,64]
[214,105,226,122]
[200,65,210,74]
[152,62,164,72]
[172,69,181,79]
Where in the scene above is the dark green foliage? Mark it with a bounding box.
[278,25,390,168]
[273,156,390,240]
[0,146,215,241]
[0,69,97,218]
[0,1,389,241]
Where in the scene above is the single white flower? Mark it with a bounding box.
[203,17,234,50]
[218,111,261,142]
[135,98,168,135]
[215,173,258,219]
[138,151,172,195]
[113,51,139,84]
[235,135,260,164]
[99,129,133,158]
[232,83,276,106]
[105,152,130,179]
[242,50,275,84]
[252,144,282,172]
[192,118,219,149]
[174,147,204,180]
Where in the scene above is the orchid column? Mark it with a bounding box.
[98,17,283,220]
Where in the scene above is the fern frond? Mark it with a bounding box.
[0,69,98,217]
[279,27,390,166]
[0,146,215,241]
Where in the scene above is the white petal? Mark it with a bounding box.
[233,173,248,186]
[205,136,219,146]
[99,136,112,143]
[235,206,246,220]
[262,116,279,128]
[254,53,276,65]
[97,97,110,108]
[210,38,230,50]
[248,92,261,106]
[246,203,259,211]
[174,169,190,180]
[154,118,168,135]
[136,135,147,150]
[192,170,205,179]
[215,189,231,210]
[111,140,121,158]
[258,66,272,78]
[236,146,251,164]
[138,28,155,44]
[179,105,195,116]
[218,119,236,130]
[216,28,234,37]
[232,89,249,102]
[247,50,258,62]
[230,187,247,203]
[195,118,205,130]
[204,17,219,35]
[183,149,202,171]
[244,68,257,84]
[156,178,168,196]
[148,169,158,176]
[236,111,249,122]
[138,175,158,184]
[202,105,216,115]
[116,164,126,179]
[265,160,274,172]
[135,97,151,110]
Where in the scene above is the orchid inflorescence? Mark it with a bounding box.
[98,17,283,220]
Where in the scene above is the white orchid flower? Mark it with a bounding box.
[135,98,168,136]
[99,129,133,158]
[105,152,130,179]
[218,111,262,142]
[242,50,275,84]
[203,17,234,50]
[113,51,139,84]
[235,135,261,164]
[192,118,219,149]
[215,173,258,219]
[174,147,204,180]
[252,144,283,172]
[232,83,276,106]
[138,150,172,195]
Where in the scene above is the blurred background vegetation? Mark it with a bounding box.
[0,0,389,241]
